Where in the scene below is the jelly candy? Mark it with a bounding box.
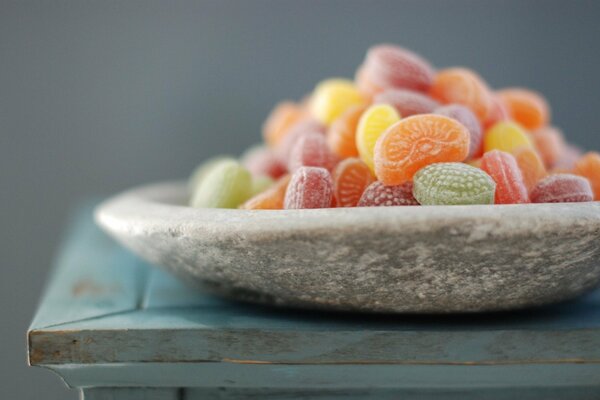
[480,150,529,204]
[190,160,252,208]
[434,104,483,159]
[430,68,493,121]
[357,181,418,206]
[484,121,532,154]
[251,175,274,196]
[413,162,495,205]
[374,114,470,185]
[512,146,546,191]
[188,156,236,192]
[529,126,566,168]
[355,65,383,98]
[359,44,435,93]
[333,158,375,207]
[288,132,339,172]
[483,95,510,130]
[374,89,439,117]
[284,167,333,209]
[262,102,306,147]
[309,79,364,125]
[327,104,367,158]
[241,145,287,179]
[574,152,600,200]
[497,88,550,131]
[275,118,326,161]
[241,175,291,210]
[356,104,400,172]
[530,174,593,203]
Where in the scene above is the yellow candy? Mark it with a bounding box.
[356,104,400,171]
[484,121,532,153]
[309,79,364,125]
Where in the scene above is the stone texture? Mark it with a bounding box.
[96,181,600,313]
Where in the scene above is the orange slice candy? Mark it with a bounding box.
[497,88,550,131]
[374,114,470,185]
[333,158,375,207]
[327,104,367,159]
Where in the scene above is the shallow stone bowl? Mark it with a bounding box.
[95,181,600,313]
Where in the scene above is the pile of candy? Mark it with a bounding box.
[189,44,600,209]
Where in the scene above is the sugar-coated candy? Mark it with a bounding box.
[188,156,236,192]
[241,145,287,179]
[358,44,435,94]
[553,143,582,171]
[190,160,252,208]
[358,181,418,206]
[241,175,291,210]
[530,174,593,203]
[374,89,439,117]
[483,95,510,130]
[430,68,493,121]
[275,118,326,161]
[497,88,550,131]
[284,167,333,209]
[309,79,364,125]
[374,114,470,185]
[327,104,367,158]
[288,132,339,173]
[356,104,400,171]
[251,175,274,196]
[434,104,483,159]
[412,163,495,205]
[484,121,532,154]
[529,126,566,168]
[262,102,306,147]
[512,146,547,191]
[333,158,375,207]
[574,152,600,200]
[480,150,529,204]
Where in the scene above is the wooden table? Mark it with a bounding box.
[28,204,600,399]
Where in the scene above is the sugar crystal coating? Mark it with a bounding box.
[284,167,334,209]
[333,158,375,207]
[480,150,529,204]
[358,181,418,207]
[374,89,439,117]
[288,132,339,173]
[530,174,593,203]
[190,160,252,208]
[413,163,495,205]
[435,104,483,159]
[497,88,550,131]
[241,145,287,179]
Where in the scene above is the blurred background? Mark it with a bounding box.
[1,0,600,398]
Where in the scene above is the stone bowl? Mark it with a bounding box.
[95,181,600,313]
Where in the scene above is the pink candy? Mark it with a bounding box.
[374,89,440,117]
[275,118,326,161]
[288,132,339,173]
[284,166,333,209]
[480,150,529,204]
[435,104,483,159]
[530,174,593,203]
[242,147,287,179]
[357,181,419,207]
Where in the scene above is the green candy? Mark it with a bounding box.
[251,175,275,196]
[190,160,252,208]
[188,156,236,192]
[413,162,496,205]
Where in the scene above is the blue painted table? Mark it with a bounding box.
[28,204,600,399]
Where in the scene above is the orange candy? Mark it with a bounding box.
[430,68,493,122]
[333,158,375,207]
[497,88,550,131]
[574,152,600,200]
[240,175,291,210]
[374,114,470,185]
[262,102,306,147]
[327,105,367,159]
[512,146,547,191]
[529,126,565,168]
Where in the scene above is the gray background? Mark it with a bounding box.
[1,0,599,398]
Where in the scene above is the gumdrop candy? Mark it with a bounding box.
[241,175,291,210]
[284,167,333,209]
[262,102,306,147]
[327,104,367,158]
[430,68,493,121]
[241,145,287,179]
[357,181,418,206]
[374,89,439,117]
[529,126,566,168]
[309,79,365,125]
[356,104,400,171]
[512,146,547,191]
[288,132,339,173]
[374,114,470,185]
[333,158,375,207]
[530,174,593,203]
[434,104,483,159]
[497,88,550,131]
[190,160,252,208]
[413,162,495,205]
[480,150,529,204]
[484,121,532,154]
[574,152,600,200]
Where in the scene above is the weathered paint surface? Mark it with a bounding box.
[28,203,600,396]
